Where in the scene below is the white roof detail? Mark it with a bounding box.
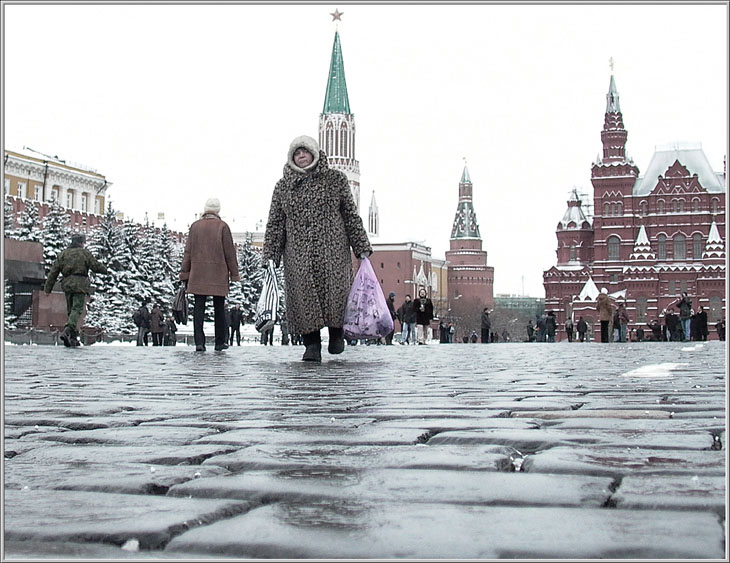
[632,145,724,196]
[415,261,429,286]
[629,225,656,261]
[703,221,725,259]
[576,276,600,301]
[558,190,591,230]
[609,288,627,300]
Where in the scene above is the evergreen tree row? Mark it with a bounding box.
[4,197,280,334]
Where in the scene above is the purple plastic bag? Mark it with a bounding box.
[343,257,394,340]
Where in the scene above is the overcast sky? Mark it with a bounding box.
[4,2,728,297]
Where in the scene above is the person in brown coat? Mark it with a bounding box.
[150,303,165,346]
[596,287,614,343]
[263,135,372,362]
[180,198,240,352]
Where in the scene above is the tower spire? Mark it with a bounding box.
[451,161,481,239]
[600,64,628,163]
[323,30,350,114]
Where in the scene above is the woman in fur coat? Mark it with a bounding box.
[263,135,372,362]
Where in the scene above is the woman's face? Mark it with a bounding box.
[293,147,314,168]
[419,290,426,298]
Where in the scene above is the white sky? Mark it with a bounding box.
[3,2,728,297]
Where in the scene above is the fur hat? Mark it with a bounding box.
[204,198,221,214]
[287,135,320,172]
[600,287,608,294]
[70,233,86,246]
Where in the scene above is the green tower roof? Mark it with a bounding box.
[322,31,351,114]
[461,165,472,184]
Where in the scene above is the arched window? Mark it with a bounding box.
[569,245,577,261]
[326,123,334,155]
[673,234,686,260]
[657,234,667,260]
[340,124,348,156]
[692,198,700,212]
[693,233,703,259]
[657,200,665,214]
[711,198,719,214]
[678,199,685,213]
[672,199,679,213]
[607,236,620,260]
[604,202,611,216]
[639,201,648,216]
[617,202,623,215]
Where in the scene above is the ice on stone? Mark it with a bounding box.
[121,539,139,552]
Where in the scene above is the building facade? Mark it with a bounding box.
[4,149,111,231]
[544,74,726,340]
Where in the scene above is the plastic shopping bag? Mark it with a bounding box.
[171,282,188,325]
[343,257,394,340]
[255,260,280,332]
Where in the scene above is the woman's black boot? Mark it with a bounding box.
[302,331,322,362]
[328,327,345,354]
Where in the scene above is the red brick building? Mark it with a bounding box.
[544,74,726,340]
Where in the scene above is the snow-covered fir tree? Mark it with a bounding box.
[4,276,17,329]
[137,220,176,311]
[85,203,139,333]
[235,237,264,323]
[40,198,72,275]
[14,200,42,243]
[4,196,17,237]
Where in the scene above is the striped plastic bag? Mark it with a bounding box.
[255,260,280,333]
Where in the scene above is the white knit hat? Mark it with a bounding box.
[600,287,608,294]
[204,198,221,214]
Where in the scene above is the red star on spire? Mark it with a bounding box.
[330,8,343,21]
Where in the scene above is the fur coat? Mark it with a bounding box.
[263,138,372,335]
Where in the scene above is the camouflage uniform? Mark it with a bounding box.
[44,241,108,345]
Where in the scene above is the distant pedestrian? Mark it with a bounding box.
[229,303,243,346]
[596,288,613,343]
[397,294,417,345]
[536,314,546,343]
[565,317,574,343]
[501,329,510,343]
[150,304,164,346]
[673,292,693,342]
[413,288,434,345]
[616,302,629,343]
[716,317,726,341]
[133,301,151,346]
[526,320,535,342]
[480,308,491,344]
[695,306,708,341]
[577,316,588,342]
[469,330,479,343]
[448,322,455,343]
[179,197,240,352]
[665,308,680,341]
[646,318,662,341]
[545,311,557,343]
[163,316,177,346]
[43,233,108,347]
[385,292,397,345]
[438,320,448,343]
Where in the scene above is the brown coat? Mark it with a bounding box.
[179,213,240,296]
[597,293,613,321]
[263,150,371,335]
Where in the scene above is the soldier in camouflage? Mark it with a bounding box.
[44,233,108,347]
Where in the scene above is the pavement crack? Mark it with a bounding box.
[602,476,623,508]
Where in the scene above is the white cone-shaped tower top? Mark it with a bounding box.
[629,225,656,261]
[576,276,600,302]
[703,221,725,259]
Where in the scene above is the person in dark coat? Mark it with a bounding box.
[413,288,434,345]
[150,304,164,346]
[576,316,588,342]
[564,318,574,343]
[695,306,709,341]
[229,303,243,346]
[646,319,662,341]
[133,302,152,346]
[385,292,397,345]
[665,308,680,341]
[716,317,726,341]
[43,233,108,347]
[545,311,557,342]
[163,315,177,346]
[263,135,372,362]
[480,308,491,344]
[179,198,240,352]
[673,292,692,341]
[397,295,417,345]
[526,320,535,342]
[438,320,448,343]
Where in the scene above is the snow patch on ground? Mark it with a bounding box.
[621,363,689,378]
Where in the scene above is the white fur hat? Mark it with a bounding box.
[600,287,608,294]
[204,198,221,214]
[287,135,320,172]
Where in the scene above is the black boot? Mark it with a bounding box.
[60,326,73,347]
[69,327,81,347]
[302,331,322,362]
[328,327,345,355]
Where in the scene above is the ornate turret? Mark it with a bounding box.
[368,190,379,237]
[703,221,725,260]
[555,188,593,265]
[629,225,656,261]
[319,24,361,213]
[450,164,481,240]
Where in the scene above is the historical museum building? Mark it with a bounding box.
[544,73,726,340]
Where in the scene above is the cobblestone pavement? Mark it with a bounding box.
[3,341,727,560]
